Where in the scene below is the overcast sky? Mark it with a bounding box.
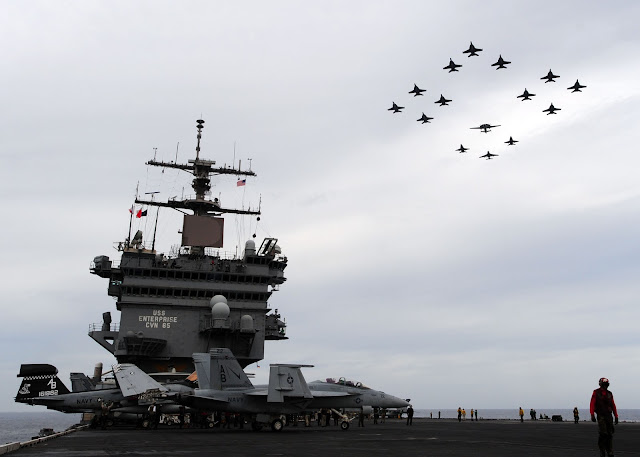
[2,1,640,413]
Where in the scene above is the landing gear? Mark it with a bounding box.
[340,421,350,431]
[271,418,284,432]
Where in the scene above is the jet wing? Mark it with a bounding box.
[114,364,168,398]
[308,391,353,397]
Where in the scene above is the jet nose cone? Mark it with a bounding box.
[383,394,410,408]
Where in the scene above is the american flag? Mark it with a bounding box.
[237,179,246,187]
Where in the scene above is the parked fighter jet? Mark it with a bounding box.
[543,103,561,115]
[491,55,511,69]
[517,89,536,101]
[409,84,426,96]
[541,69,560,83]
[568,80,587,92]
[480,152,498,160]
[470,123,501,133]
[443,58,462,73]
[417,113,433,124]
[388,102,404,113]
[14,363,191,416]
[306,377,410,411]
[435,94,452,106]
[463,42,482,57]
[455,144,469,153]
[505,136,518,146]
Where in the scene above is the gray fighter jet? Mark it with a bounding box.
[541,69,560,83]
[491,55,511,69]
[443,58,462,73]
[388,102,404,113]
[463,42,482,57]
[409,84,426,96]
[543,103,561,115]
[306,377,410,411]
[568,80,587,92]
[455,144,469,153]
[480,152,498,160]
[505,136,518,146]
[417,113,433,124]
[470,123,501,133]
[517,89,536,101]
[435,94,452,106]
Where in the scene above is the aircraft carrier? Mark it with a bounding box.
[88,119,288,373]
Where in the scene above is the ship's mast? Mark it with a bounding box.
[135,119,260,217]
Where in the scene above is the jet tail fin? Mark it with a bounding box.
[15,364,70,402]
[192,348,253,390]
[113,363,167,398]
[267,364,314,403]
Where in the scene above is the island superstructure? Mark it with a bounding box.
[89,120,288,373]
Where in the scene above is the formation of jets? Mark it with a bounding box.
[386,41,587,161]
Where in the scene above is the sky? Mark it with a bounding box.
[2,0,640,412]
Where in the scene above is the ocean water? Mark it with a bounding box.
[0,411,81,444]
[414,408,640,422]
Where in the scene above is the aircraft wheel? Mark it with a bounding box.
[141,419,151,429]
[340,421,350,431]
[207,421,215,428]
[271,419,284,432]
[251,421,263,431]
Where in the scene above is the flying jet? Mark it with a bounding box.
[409,84,426,96]
[543,103,561,115]
[417,113,433,124]
[505,136,518,146]
[463,42,482,57]
[568,80,587,92]
[443,58,462,73]
[388,102,404,113]
[491,55,511,69]
[470,123,501,133]
[455,144,469,153]
[480,152,498,160]
[517,89,536,101]
[541,69,560,83]
[435,94,452,106]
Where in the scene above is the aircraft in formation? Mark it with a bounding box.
[417,113,433,124]
[541,69,560,83]
[409,84,426,96]
[463,42,482,57]
[491,55,511,69]
[16,349,409,432]
[480,152,498,160]
[517,88,536,101]
[443,58,462,73]
[470,123,501,133]
[386,41,587,160]
[435,94,452,106]
[388,102,404,113]
[568,80,587,92]
[543,103,561,115]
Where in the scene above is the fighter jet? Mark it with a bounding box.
[491,55,511,69]
[480,152,498,160]
[470,123,501,133]
[455,144,469,153]
[517,89,536,101]
[443,58,462,73]
[543,103,561,115]
[409,84,426,96]
[306,377,410,411]
[541,69,560,83]
[388,102,404,113]
[568,80,587,92]
[463,42,482,57]
[505,136,518,146]
[435,94,452,106]
[417,113,433,124]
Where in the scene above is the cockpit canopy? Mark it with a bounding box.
[321,377,370,389]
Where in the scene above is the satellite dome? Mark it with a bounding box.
[244,239,256,255]
[211,301,230,320]
[126,330,134,337]
[240,314,254,332]
[274,245,282,254]
[210,295,228,307]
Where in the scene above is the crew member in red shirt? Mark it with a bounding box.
[590,377,619,457]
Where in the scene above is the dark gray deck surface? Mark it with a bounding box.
[14,418,640,456]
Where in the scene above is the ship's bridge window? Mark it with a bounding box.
[175,271,183,280]
[159,270,167,278]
